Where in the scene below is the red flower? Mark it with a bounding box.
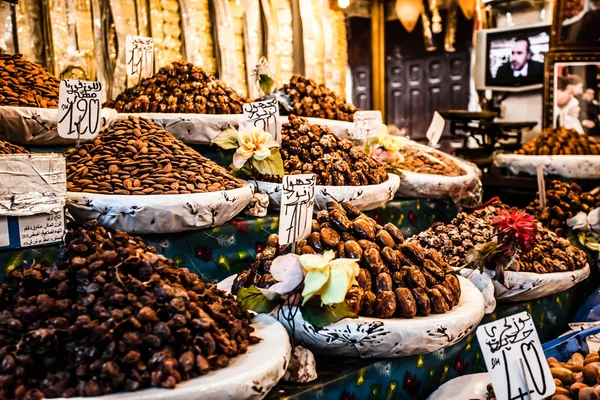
[231,220,249,234]
[492,209,537,255]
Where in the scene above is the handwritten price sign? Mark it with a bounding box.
[126,35,154,81]
[243,99,280,144]
[278,174,316,246]
[476,312,555,400]
[57,79,103,140]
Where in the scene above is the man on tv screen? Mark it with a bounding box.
[495,36,544,81]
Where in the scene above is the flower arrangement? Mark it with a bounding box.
[236,252,361,327]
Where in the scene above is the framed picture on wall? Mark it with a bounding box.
[551,0,600,49]
[543,52,600,133]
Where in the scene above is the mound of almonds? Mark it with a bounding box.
[282,75,357,122]
[0,220,258,399]
[259,115,389,186]
[527,180,600,237]
[106,61,247,114]
[233,201,461,319]
[411,203,588,273]
[0,53,60,108]
[515,127,600,155]
[0,139,28,155]
[65,116,244,195]
[392,145,466,177]
[487,351,600,400]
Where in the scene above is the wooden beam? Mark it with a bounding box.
[371,0,385,120]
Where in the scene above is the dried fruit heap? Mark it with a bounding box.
[233,201,461,319]
[260,115,388,185]
[393,146,466,176]
[0,53,60,108]
[0,139,28,155]
[65,116,244,194]
[282,75,358,122]
[0,221,258,399]
[515,127,600,155]
[412,204,588,273]
[527,180,600,236]
[108,61,247,114]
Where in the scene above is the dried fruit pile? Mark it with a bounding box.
[65,116,243,194]
[259,115,389,186]
[0,53,60,108]
[0,220,258,399]
[515,128,600,155]
[487,351,600,400]
[233,201,461,319]
[393,146,466,176]
[107,62,246,114]
[412,204,588,273]
[527,180,600,236]
[282,75,358,122]
[0,139,28,155]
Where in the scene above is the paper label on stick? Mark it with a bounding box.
[18,210,64,248]
[57,79,103,140]
[0,217,8,247]
[243,99,280,144]
[536,165,546,212]
[476,311,555,400]
[278,174,316,246]
[426,111,445,146]
[126,35,154,80]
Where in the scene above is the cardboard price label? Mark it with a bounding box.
[536,165,546,213]
[126,35,154,80]
[278,174,316,246]
[476,311,555,400]
[243,99,280,144]
[57,79,103,140]
[426,111,445,146]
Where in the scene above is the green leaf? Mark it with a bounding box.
[251,148,284,176]
[237,286,281,313]
[211,128,239,150]
[302,298,358,328]
[259,74,274,95]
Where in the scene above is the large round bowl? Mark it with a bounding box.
[427,372,489,400]
[66,184,254,234]
[53,314,290,400]
[218,275,485,358]
[494,153,600,179]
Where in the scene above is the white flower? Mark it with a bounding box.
[232,128,276,168]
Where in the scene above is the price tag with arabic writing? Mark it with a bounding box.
[243,98,280,144]
[57,79,103,140]
[126,35,154,80]
[476,311,555,400]
[278,174,316,246]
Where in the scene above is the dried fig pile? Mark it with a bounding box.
[515,128,600,155]
[0,139,28,155]
[527,180,600,236]
[107,62,247,114]
[65,116,243,194]
[259,115,389,186]
[412,203,588,273]
[0,53,60,108]
[281,75,357,122]
[0,220,258,399]
[393,146,466,176]
[233,201,461,319]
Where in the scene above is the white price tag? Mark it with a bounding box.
[18,209,64,248]
[476,311,555,400]
[0,217,9,247]
[426,111,445,146]
[536,165,546,213]
[243,99,280,144]
[57,79,103,140]
[126,35,154,80]
[569,322,600,352]
[353,110,382,141]
[278,174,316,246]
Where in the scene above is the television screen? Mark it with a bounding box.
[485,26,550,89]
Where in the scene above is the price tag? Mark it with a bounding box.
[18,209,64,248]
[278,174,316,246]
[243,99,280,144]
[0,217,8,247]
[426,111,445,146]
[476,311,555,400]
[57,79,103,140]
[352,110,382,142]
[536,165,546,213]
[569,322,600,352]
[126,35,154,81]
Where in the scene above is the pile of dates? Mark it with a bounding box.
[527,180,600,237]
[515,128,600,155]
[259,115,389,186]
[0,220,258,399]
[233,201,461,319]
[281,74,357,122]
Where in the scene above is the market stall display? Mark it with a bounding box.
[0,139,28,154]
[65,116,253,233]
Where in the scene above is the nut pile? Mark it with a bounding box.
[0,220,258,399]
[233,201,461,319]
[259,115,389,186]
[0,139,28,155]
[487,351,600,400]
[527,180,600,236]
[515,128,600,155]
[282,75,358,122]
[411,203,588,273]
[107,62,247,114]
[0,53,60,108]
[65,116,244,194]
[393,146,466,176]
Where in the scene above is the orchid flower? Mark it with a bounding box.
[567,207,600,235]
[232,128,277,169]
[299,251,360,305]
